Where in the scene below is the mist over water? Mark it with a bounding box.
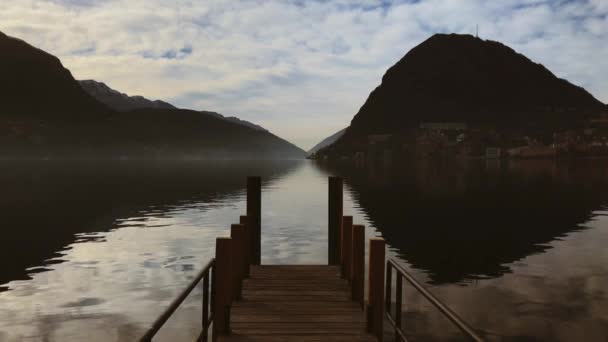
[0,159,607,341]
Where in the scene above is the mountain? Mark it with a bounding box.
[201,111,267,132]
[79,80,176,111]
[308,128,346,155]
[0,31,305,159]
[0,31,108,120]
[105,108,304,159]
[319,33,607,157]
[79,80,268,132]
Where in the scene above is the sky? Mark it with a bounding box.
[1,0,607,150]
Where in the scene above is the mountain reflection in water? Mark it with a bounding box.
[0,160,301,286]
[323,159,608,341]
[0,159,607,341]
[325,159,608,284]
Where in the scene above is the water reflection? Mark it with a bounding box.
[0,160,300,286]
[0,160,331,342]
[321,159,608,341]
[324,159,608,284]
[0,159,607,341]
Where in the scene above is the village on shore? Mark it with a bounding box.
[311,115,608,163]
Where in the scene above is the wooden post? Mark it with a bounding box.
[341,216,353,279]
[230,224,246,300]
[212,237,232,340]
[328,177,343,265]
[239,215,251,277]
[368,238,386,341]
[351,224,365,307]
[247,176,261,265]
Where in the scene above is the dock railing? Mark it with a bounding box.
[331,176,484,342]
[139,177,261,342]
[384,259,485,342]
[339,218,484,342]
[139,258,216,342]
[139,218,255,342]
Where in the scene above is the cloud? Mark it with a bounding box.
[143,45,193,60]
[1,0,607,149]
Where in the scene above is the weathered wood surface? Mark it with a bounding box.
[218,265,377,342]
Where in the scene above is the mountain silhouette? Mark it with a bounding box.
[308,128,346,155]
[0,31,108,120]
[320,34,607,156]
[0,31,305,159]
[79,81,268,132]
[200,111,268,132]
[320,159,608,284]
[79,80,176,111]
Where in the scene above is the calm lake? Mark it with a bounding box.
[1,159,607,341]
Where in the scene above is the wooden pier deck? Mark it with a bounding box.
[220,265,375,342]
[140,176,484,342]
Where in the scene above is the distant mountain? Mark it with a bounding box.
[79,80,268,132]
[308,128,346,155]
[320,33,607,157]
[79,80,176,111]
[201,111,267,132]
[0,31,305,159]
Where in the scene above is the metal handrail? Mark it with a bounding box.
[140,258,216,342]
[386,259,485,342]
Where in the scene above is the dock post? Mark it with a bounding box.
[239,215,251,277]
[341,216,353,279]
[213,237,232,340]
[230,224,246,300]
[368,238,386,341]
[247,176,261,265]
[351,224,365,307]
[328,176,343,265]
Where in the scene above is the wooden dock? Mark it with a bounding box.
[140,176,485,342]
[220,265,375,342]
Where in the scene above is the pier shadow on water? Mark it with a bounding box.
[323,159,608,285]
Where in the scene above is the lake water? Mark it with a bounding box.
[0,159,607,341]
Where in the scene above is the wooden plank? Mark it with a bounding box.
[244,278,346,282]
[243,286,350,292]
[250,265,341,269]
[246,176,261,265]
[328,176,343,265]
[242,290,351,295]
[213,237,232,341]
[224,265,377,342]
[244,277,346,282]
[249,265,340,273]
[352,225,365,307]
[241,296,353,302]
[243,282,349,287]
[246,276,342,281]
[219,335,376,342]
[249,271,342,276]
[231,224,246,300]
[232,301,362,310]
[341,216,354,279]
[231,309,363,316]
[231,321,367,331]
[239,216,251,277]
[231,313,366,323]
[368,238,386,340]
[243,280,349,285]
[247,275,342,279]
